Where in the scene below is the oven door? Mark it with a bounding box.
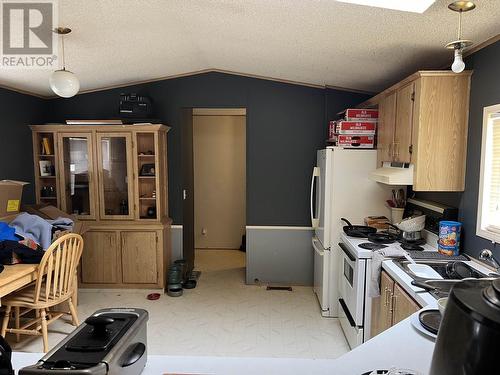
[337,242,366,327]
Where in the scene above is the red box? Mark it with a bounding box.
[333,134,375,149]
[336,121,376,134]
[344,109,378,120]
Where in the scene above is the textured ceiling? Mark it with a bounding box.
[1,0,499,97]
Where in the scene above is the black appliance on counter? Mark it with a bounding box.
[430,278,500,375]
[0,335,14,375]
[19,308,148,375]
[119,94,152,118]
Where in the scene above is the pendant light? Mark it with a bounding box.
[49,27,80,98]
[445,1,476,73]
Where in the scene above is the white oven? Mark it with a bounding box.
[337,241,367,349]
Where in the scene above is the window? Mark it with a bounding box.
[477,104,500,243]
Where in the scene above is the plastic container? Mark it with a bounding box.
[438,221,462,256]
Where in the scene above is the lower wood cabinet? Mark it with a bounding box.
[81,231,120,284]
[79,221,171,289]
[121,231,158,284]
[371,270,421,337]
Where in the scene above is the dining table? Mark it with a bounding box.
[0,264,38,306]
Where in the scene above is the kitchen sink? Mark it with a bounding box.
[394,259,489,299]
[394,259,487,280]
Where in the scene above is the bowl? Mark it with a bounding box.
[437,297,448,315]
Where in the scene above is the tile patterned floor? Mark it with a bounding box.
[7,249,349,359]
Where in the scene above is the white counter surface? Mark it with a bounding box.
[11,313,436,375]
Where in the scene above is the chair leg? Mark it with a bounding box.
[68,298,79,326]
[14,307,20,342]
[1,306,12,337]
[40,309,49,353]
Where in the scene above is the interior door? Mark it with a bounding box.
[394,83,415,163]
[377,92,397,166]
[96,132,134,220]
[182,109,195,275]
[58,132,96,219]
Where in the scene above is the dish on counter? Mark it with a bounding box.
[407,263,443,279]
[410,309,438,340]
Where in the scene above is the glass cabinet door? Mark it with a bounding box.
[97,133,134,220]
[58,133,95,219]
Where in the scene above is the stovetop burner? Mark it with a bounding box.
[359,243,388,250]
[400,242,424,251]
[367,232,398,244]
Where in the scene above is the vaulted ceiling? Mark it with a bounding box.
[1,0,499,97]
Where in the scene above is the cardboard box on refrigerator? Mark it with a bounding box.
[332,134,375,148]
[0,180,29,217]
[342,108,379,121]
[336,121,376,134]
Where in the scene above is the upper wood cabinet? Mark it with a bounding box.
[367,71,472,191]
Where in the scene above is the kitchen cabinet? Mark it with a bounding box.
[393,83,415,163]
[392,283,420,325]
[365,71,472,191]
[121,231,158,284]
[371,270,421,338]
[31,124,172,289]
[81,231,120,284]
[376,92,396,167]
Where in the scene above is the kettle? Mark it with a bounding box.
[0,335,14,375]
[429,278,500,375]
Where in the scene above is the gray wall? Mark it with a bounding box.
[415,40,500,258]
[0,88,46,202]
[45,72,370,226]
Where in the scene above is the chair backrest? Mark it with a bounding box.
[33,233,84,304]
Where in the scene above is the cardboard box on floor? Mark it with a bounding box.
[0,180,29,217]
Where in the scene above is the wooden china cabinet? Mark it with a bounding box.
[30,124,171,289]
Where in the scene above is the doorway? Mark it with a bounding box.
[192,108,246,258]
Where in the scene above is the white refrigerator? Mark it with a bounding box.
[310,147,390,317]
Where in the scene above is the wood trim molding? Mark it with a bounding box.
[193,108,247,116]
[464,33,500,58]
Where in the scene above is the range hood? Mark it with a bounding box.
[370,162,414,185]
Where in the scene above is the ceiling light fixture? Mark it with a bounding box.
[335,0,435,13]
[445,1,476,73]
[50,27,80,98]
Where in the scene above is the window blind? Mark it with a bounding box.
[486,117,500,234]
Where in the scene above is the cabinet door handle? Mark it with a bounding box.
[391,294,397,315]
[384,287,390,306]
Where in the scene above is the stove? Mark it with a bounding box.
[337,231,438,349]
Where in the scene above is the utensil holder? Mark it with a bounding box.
[390,207,404,224]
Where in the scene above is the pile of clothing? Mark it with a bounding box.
[0,213,74,267]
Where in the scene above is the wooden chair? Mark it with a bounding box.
[1,233,83,352]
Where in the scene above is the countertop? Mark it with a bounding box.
[11,315,436,375]
[13,257,490,374]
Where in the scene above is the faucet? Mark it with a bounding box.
[479,249,500,274]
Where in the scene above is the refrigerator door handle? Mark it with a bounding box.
[310,166,320,228]
[312,238,325,256]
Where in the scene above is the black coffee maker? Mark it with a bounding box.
[430,278,500,374]
[0,335,14,375]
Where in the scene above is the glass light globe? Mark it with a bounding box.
[49,69,80,98]
[451,49,465,73]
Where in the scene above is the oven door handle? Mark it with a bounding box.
[339,242,356,262]
[339,298,356,328]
